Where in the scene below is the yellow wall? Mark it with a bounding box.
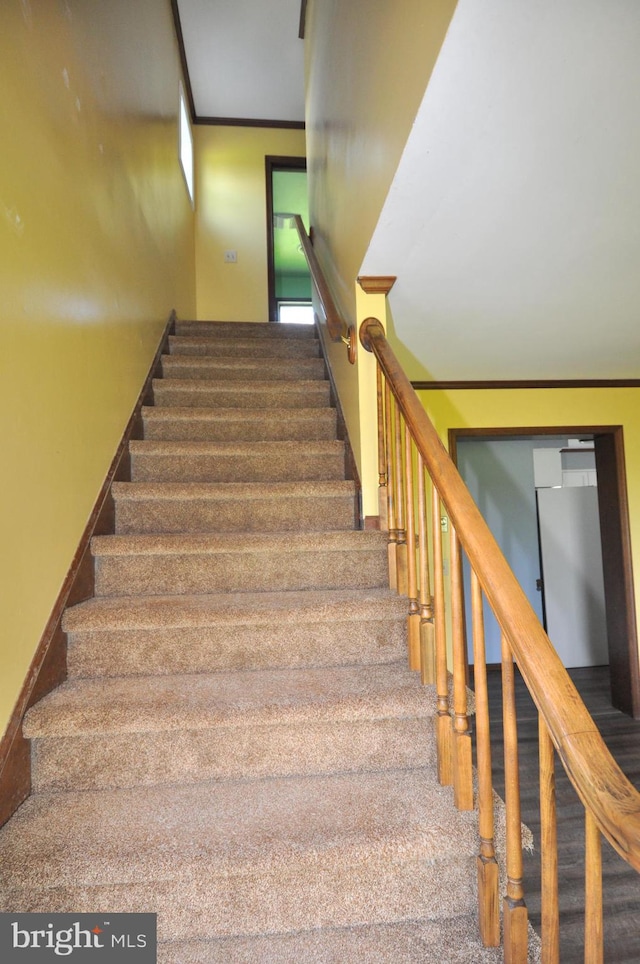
[304,0,457,479]
[305,0,456,322]
[0,0,196,738]
[195,125,307,321]
[418,386,640,644]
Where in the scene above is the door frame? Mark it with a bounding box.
[449,424,640,718]
[265,155,307,322]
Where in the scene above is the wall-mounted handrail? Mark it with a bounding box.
[294,215,356,363]
[359,314,640,961]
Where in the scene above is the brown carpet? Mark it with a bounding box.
[0,320,540,961]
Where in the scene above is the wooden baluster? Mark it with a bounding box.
[432,484,452,785]
[501,632,529,963]
[404,426,420,670]
[471,570,500,946]
[585,811,604,964]
[385,382,398,590]
[376,365,388,530]
[539,716,559,963]
[394,398,408,595]
[450,523,473,810]
[417,451,435,685]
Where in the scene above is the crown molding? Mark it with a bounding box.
[357,276,397,296]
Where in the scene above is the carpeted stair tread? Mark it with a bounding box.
[0,771,483,942]
[92,531,388,596]
[174,320,317,339]
[130,439,344,457]
[112,480,356,533]
[62,588,407,677]
[161,354,326,381]
[128,439,346,483]
[92,529,386,556]
[113,479,355,502]
[25,665,436,790]
[0,769,479,892]
[142,405,338,442]
[63,587,407,631]
[24,663,431,737]
[168,335,321,359]
[153,378,330,409]
[156,918,509,963]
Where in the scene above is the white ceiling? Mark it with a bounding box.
[362,0,640,380]
[175,0,640,381]
[176,0,305,122]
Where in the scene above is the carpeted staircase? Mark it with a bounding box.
[0,321,507,962]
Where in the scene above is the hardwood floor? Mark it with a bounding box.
[478,664,640,963]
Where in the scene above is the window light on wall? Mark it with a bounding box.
[179,84,194,205]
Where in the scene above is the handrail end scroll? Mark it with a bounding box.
[359,316,385,353]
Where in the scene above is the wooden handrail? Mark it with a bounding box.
[294,215,356,363]
[359,315,640,872]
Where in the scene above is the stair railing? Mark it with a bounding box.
[359,315,640,963]
[293,215,357,363]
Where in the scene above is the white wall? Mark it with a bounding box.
[457,438,546,663]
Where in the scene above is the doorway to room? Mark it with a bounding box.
[450,425,640,718]
[265,155,313,323]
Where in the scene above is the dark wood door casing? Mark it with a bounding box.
[449,424,640,719]
[265,155,307,322]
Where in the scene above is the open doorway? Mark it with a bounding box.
[265,156,312,322]
[450,426,640,718]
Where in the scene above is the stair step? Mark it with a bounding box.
[160,354,326,381]
[142,405,338,442]
[62,589,408,678]
[128,439,346,483]
[168,335,320,359]
[25,663,434,790]
[113,480,356,533]
[157,918,506,964]
[153,377,330,409]
[174,320,317,340]
[0,770,480,939]
[0,319,502,960]
[92,531,389,596]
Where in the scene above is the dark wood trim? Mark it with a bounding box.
[0,311,177,829]
[364,516,381,530]
[414,379,640,390]
[299,0,308,39]
[449,424,640,719]
[448,425,621,450]
[265,155,307,323]
[169,1,305,129]
[195,116,305,130]
[357,276,397,296]
[594,430,640,718]
[170,0,196,122]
